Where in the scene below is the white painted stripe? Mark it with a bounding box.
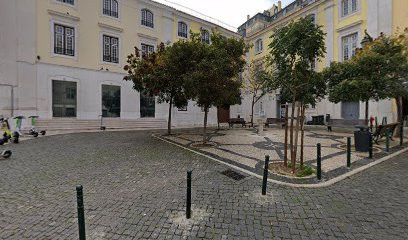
[153,134,408,188]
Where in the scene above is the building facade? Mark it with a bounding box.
[233,0,408,123]
[0,0,237,126]
[1,0,408,127]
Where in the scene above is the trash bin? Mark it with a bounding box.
[354,126,370,152]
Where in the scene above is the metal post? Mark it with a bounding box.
[262,155,270,195]
[186,171,192,219]
[369,134,373,159]
[317,143,321,180]
[347,137,351,168]
[400,122,404,146]
[386,128,390,152]
[76,185,86,240]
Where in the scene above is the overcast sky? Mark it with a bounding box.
[155,0,293,30]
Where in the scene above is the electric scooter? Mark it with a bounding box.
[1,150,12,159]
[0,117,19,144]
[28,116,46,136]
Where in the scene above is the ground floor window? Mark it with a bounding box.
[102,85,121,117]
[140,94,155,118]
[52,80,77,117]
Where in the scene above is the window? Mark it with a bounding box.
[341,0,358,17]
[103,35,119,63]
[308,14,316,25]
[178,22,188,38]
[178,106,187,111]
[201,29,210,44]
[52,80,77,117]
[141,44,154,57]
[103,0,119,18]
[54,24,75,56]
[255,39,263,53]
[342,32,358,61]
[141,9,154,28]
[57,0,74,5]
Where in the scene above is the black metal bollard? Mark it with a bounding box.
[386,128,390,152]
[186,171,192,219]
[400,122,404,146]
[76,185,86,240]
[317,143,321,180]
[262,155,270,195]
[347,137,351,168]
[369,134,373,159]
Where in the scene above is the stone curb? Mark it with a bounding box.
[153,134,408,188]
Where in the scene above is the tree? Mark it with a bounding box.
[124,42,191,135]
[323,31,408,125]
[267,16,326,173]
[243,62,270,127]
[186,31,247,144]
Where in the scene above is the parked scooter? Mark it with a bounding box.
[1,150,12,159]
[0,117,19,144]
[13,116,46,138]
[28,116,46,136]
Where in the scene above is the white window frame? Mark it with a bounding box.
[141,43,154,57]
[201,29,210,44]
[54,0,76,7]
[50,19,78,60]
[341,32,358,61]
[177,21,189,39]
[99,28,121,65]
[141,9,154,28]
[102,0,120,20]
[102,35,119,64]
[339,0,359,18]
[255,38,263,54]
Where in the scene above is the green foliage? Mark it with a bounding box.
[186,31,248,110]
[267,16,327,105]
[323,32,408,104]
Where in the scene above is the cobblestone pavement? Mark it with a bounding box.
[1,130,407,239]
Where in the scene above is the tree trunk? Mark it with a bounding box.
[365,101,369,126]
[167,97,173,135]
[293,103,301,174]
[284,104,289,167]
[203,106,208,144]
[217,107,220,130]
[251,95,255,127]
[290,100,296,171]
[300,104,306,167]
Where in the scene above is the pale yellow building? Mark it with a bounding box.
[235,0,408,123]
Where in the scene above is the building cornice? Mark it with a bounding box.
[336,20,363,32]
[47,9,80,21]
[137,33,159,41]
[98,23,124,33]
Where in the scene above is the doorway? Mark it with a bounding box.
[52,80,77,117]
[217,106,230,124]
[102,85,121,117]
[341,102,360,120]
[140,94,155,118]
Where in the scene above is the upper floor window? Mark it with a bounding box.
[341,0,358,17]
[201,30,210,44]
[57,0,74,5]
[54,24,75,56]
[178,22,188,38]
[103,0,119,18]
[103,35,119,63]
[141,44,154,57]
[342,32,358,61]
[307,14,316,25]
[141,9,154,28]
[255,39,263,54]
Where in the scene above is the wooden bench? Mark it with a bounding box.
[264,118,285,128]
[372,123,399,144]
[228,118,247,128]
[327,119,367,132]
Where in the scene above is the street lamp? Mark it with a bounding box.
[361,29,373,48]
